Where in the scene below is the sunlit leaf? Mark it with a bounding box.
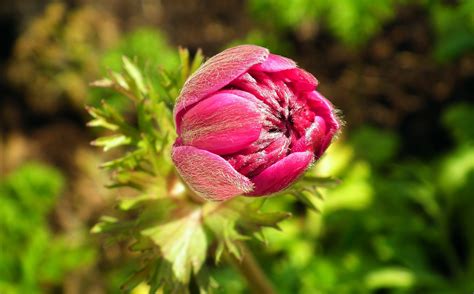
[122,56,147,95]
[91,134,132,151]
[142,209,207,283]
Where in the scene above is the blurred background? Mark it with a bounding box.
[1,0,473,293]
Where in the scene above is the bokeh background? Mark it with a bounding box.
[1,0,473,293]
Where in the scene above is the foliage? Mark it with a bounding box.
[101,28,179,73]
[91,28,180,109]
[429,0,474,61]
[247,0,474,60]
[248,0,398,47]
[0,163,95,293]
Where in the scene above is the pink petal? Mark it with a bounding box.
[278,68,318,91]
[306,91,340,132]
[217,89,270,111]
[172,146,254,201]
[251,53,296,72]
[174,45,269,129]
[226,132,290,177]
[229,72,282,114]
[291,116,327,156]
[180,92,263,155]
[306,91,341,155]
[247,151,314,196]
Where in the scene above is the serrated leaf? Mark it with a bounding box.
[90,78,114,88]
[118,194,155,211]
[121,265,151,293]
[292,190,320,212]
[214,241,225,264]
[224,238,242,261]
[302,176,341,187]
[122,56,147,95]
[109,70,130,90]
[129,237,154,252]
[242,211,292,230]
[190,49,204,74]
[110,170,158,191]
[205,213,246,262]
[91,216,135,234]
[313,188,325,200]
[253,230,268,245]
[142,209,207,283]
[87,118,118,131]
[85,105,119,130]
[195,267,218,294]
[100,100,127,123]
[92,134,131,151]
[179,47,191,82]
[159,69,174,89]
[100,149,145,170]
[148,259,182,294]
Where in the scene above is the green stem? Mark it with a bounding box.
[229,242,276,294]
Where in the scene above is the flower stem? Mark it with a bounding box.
[229,242,276,294]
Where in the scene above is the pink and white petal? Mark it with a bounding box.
[172,146,254,201]
[180,92,263,155]
[291,116,327,156]
[306,91,341,134]
[247,151,314,196]
[306,91,341,156]
[217,89,266,108]
[174,45,269,129]
[251,53,296,72]
[217,89,277,121]
[278,68,319,91]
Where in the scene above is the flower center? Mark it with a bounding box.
[223,70,318,178]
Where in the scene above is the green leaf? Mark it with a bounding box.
[122,56,147,95]
[109,70,130,91]
[195,267,218,294]
[291,191,320,212]
[241,211,292,230]
[120,265,151,293]
[142,208,207,283]
[190,49,204,75]
[365,267,415,290]
[91,134,131,151]
[86,106,119,131]
[118,194,155,211]
[179,47,191,83]
[129,237,155,252]
[301,176,341,188]
[89,78,114,88]
[91,216,122,234]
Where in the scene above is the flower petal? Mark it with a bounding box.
[306,91,340,132]
[291,116,327,157]
[247,151,314,196]
[180,92,263,155]
[226,132,290,177]
[251,53,296,72]
[172,146,254,201]
[174,45,269,129]
[278,68,318,91]
[306,91,341,153]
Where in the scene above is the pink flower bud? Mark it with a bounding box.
[172,45,340,201]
